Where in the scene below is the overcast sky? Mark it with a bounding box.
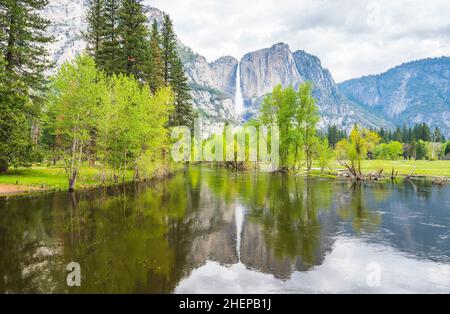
[149,0,450,82]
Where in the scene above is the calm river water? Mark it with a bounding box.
[0,166,449,293]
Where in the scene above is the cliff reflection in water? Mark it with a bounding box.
[0,166,449,293]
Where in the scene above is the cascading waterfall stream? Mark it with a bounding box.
[234,62,245,116]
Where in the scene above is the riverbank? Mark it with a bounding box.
[330,160,450,177]
[1,160,448,196]
[0,165,175,197]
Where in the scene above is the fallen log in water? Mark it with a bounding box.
[432,177,447,186]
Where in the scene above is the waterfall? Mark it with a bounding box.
[235,205,245,261]
[234,62,245,116]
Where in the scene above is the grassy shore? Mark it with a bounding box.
[0,160,448,196]
[328,160,450,177]
[0,167,135,194]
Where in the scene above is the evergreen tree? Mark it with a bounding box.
[433,127,445,143]
[161,13,177,85]
[0,0,52,172]
[0,54,31,173]
[401,124,409,143]
[0,0,52,94]
[445,142,450,156]
[170,57,193,126]
[419,123,431,141]
[327,125,339,148]
[98,0,122,75]
[161,13,193,126]
[118,0,149,80]
[393,126,402,142]
[84,0,105,65]
[415,141,427,160]
[147,20,164,93]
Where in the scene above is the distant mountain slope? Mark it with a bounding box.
[338,57,450,136]
[240,43,390,129]
[45,2,448,134]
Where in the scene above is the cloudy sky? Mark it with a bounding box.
[149,0,450,82]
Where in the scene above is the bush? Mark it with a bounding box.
[373,141,403,160]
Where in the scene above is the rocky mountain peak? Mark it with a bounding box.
[240,42,303,99]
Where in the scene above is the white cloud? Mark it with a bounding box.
[148,0,450,82]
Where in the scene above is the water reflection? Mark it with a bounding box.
[0,166,449,293]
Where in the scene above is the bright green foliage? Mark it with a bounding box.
[46,55,174,190]
[147,20,164,93]
[260,84,294,168]
[316,138,333,172]
[0,54,32,172]
[335,126,380,177]
[425,142,444,161]
[118,0,149,80]
[98,74,173,181]
[46,55,108,190]
[0,0,52,94]
[260,83,320,170]
[296,82,320,170]
[373,141,404,160]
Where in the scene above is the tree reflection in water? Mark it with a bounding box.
[3,166,449,293]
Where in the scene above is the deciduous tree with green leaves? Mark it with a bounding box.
[260,83,320,171]
[316,138,333,172]
[98,74,173,181]
[47,55,108,191]
[260,84,295,170]
[335,125,380,179]
[296,82,320,170]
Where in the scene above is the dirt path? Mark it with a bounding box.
[0,184,42,196]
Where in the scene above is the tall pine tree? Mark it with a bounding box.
[97,0,121,75]
[0,0,51,172]
[84,0,105,65]
[170,58,193,126]
[147,20,164,93]
[0,54,31,173]
[161,14,177,85]
[161,14,193,126]
[0,0,52,94]
[118,0,149,80]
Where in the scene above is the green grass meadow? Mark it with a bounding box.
[0,167,134,191]
[329,160,450,177]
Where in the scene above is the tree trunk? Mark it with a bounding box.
[0,159,8,174]
[68,170,78,192]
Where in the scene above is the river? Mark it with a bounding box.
[0,166,449,293]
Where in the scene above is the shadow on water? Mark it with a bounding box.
[0,166,449,293]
